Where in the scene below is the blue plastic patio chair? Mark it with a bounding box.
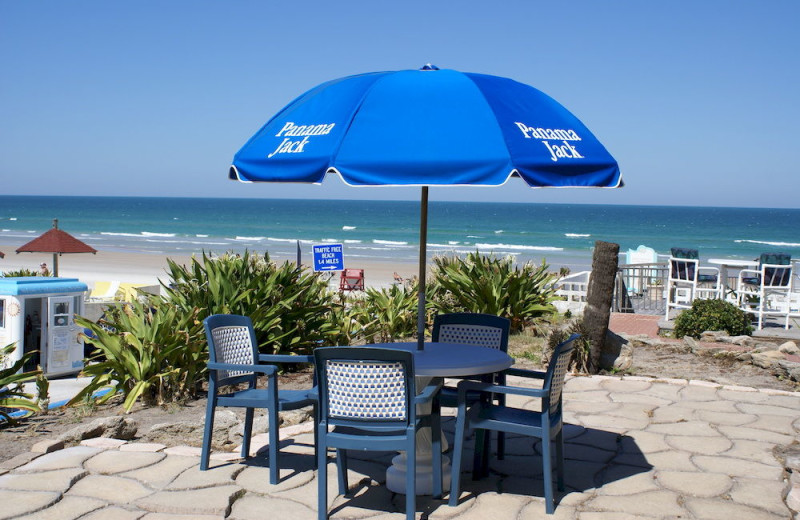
[201,314,317,484]
[432,312,510,458]
[449,334,579,514]
[314,346,443,520]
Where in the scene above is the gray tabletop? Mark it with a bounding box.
[366,342,513,377]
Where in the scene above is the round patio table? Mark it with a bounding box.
[707,258,758,302]
[362,342,514,495]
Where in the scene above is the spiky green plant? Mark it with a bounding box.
[162,251,339,355]
[352,281,419,343]
[1,268,39,277]
[0,343,42,424]
[70,300,206,412]
[428,252,560,333]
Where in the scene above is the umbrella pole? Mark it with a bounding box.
[53,253,58,277]
[417,186,428,350]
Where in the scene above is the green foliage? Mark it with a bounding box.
[546,322,590,373]
[1,268,40,277]
[71,301,206,412]
[427,252,559,333]
[162,251,339,355]
[0,343,42,424]
[673,299,753,339]
[353,282,419,343]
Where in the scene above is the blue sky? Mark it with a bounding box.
[1,1,798,208]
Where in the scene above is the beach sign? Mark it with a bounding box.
[312,243,344,272]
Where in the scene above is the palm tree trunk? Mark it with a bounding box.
[583,241,620,373]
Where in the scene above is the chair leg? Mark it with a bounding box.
[555,428,565,492]
[541,433,555,514]
[242,408,254,459]
[336,448,349,495]
[200,397,216,471]
[317,424,328,520]
[472,428,488,479]
[449,404,467,506]
[268,407,279,485]
[405,435,416,520]
[431,400,443,499]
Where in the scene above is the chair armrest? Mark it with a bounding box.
[505,367,546,379]
[698,266,720,275]
[258,354,314,364]
[207,362,278,376]
[414,379,444,405]
[457,379,547,400]
[738,269,760,279]
[307,388,319,401]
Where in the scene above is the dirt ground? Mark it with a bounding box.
[1,343,797,465]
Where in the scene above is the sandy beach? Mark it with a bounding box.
[0,242,416,292]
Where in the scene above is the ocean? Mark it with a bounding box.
[1,196,798,272]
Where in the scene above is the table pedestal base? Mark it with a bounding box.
[386,452,451,496]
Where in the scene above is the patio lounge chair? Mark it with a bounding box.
[201,314,317,484]
[665,248,720,319]
[449,334,579,515]
[737,253,793,329]
[314,346,443,520]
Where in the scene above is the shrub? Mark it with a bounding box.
[353,282,419,343]
[0,343,42,424]
[1,268,39,277]
[72,300,206,412]
[427,252,559,333]
[162,251,339,355]
[673,299,753,339]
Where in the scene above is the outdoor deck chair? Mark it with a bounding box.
[202,314,317,484]
[432,312,510,459]
[449,334,579,515]
[339,268,365,291]
[737,253,793,329]
[314,346,443,520]
[665,248,720,320]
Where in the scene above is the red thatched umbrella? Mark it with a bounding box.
[16,219,96,276]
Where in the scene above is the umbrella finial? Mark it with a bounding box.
[420,63,439,71]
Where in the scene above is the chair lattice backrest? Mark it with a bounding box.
[433,313,510,352]
[545,336,578,414]
[760,253,792,287]
[670,248,699,281]
[316,347,413,425]
[207,321,257,382]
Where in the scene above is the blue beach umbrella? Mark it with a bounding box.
[230,65,623,349]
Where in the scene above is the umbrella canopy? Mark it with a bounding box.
[16,219,96,276]
[230,65,622,348]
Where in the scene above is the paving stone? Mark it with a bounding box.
[738,402,800,417]
[645,421,719,437]
[679,385,720,401]
[236,463,315,495]
[650,405,695,423]
[121,455,198,488]
[656,470,732,497]
[674,399,740,412]
[787,483,800,512]
[141,514,222,520]
[562,460,606,491]
[166,461,245,490]
[665,434,733,455]
[696,409,758,426]
[68,474,154,503]
[229,493,315,520]
[746,414,800,435]
[564,401,621,415]
[692,455,784,480]
[620,431,669,454]
[84,450,165,474]
[79,506,146,520]
[579,513,661,520]
[721,384,758,392]
[16,446,101,473]
[444,491,528,520]
[268,462,349,511]
[600,379,652,393]
[80,437,127,449]
[0,467,86,492]
[31,439,65,453]
[563,390,613,403]
[0,451,40,470]
[637,382,684,401]
[585,489,687,517]
[119,443,166,453]
[604,403,660,422]
[13,495,105,520]
[568,427,619,451]
[609,392,672,406]
[641,450,697,471]
[0,489,61,520]
[728,477,791,515]
[560,443,615,464]
[684,496,790,519]
[564,377,606,392]
[336,480,400,518]
[575,413,649,432]
[718,424,797,445]
[595,467,659,495]
[687,380,722,389]
[135,485,244,516]
[723,439,786,465]
[164,445,203,457]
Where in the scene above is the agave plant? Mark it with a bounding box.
[0,343,42,424]
[428,252,559,333]
[352,281,419,343]
[162,251,339,355]
[70,300,205,412]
